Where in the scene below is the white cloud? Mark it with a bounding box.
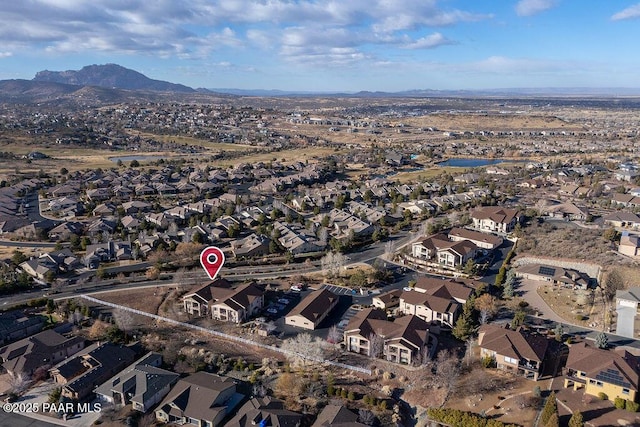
[0,52,13,58]
[515,0,557,17]
[0,0,487,68]
[401,33,455,49]
[611,3,640,21]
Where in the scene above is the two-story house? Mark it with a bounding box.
[470,206,520,234]
[182,279,233,317]
[564,342,640,402]
[343,308,431,365]
[478,324,550,381]
[411,233,478,269]
[209,283,265,323]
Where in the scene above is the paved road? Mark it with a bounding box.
[0,240,58,249]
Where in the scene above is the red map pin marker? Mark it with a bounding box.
[200,246,225,281]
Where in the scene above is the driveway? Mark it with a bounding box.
[517,278,566,324]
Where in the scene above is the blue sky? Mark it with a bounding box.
[1,0,640,91]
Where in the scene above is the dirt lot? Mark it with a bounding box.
[536,284,603,329]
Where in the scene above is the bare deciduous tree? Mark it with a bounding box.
[113,308,137,340]
[8,372,30,395]
[320,252,347,277]
[474,294,497,325]
[358,409,376,426]
[326,326,342,344]
[368,333,384,358]
[280,333,325,367]
[429,349,460,404]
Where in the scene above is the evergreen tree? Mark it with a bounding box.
[595,332,608,349]
[546,412,559,427]
[568,411,584,427]
[540,392,557,426]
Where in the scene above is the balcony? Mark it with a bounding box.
[518,360,539,371]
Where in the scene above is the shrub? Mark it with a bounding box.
[518,300,529,308]
[532,386,541,398]
[576,315,587,321]
[363,395,370,405]
[348,391,355,401]
[626,399,640,412]
[615,397,626,409]
[597,392,608,401]
[427,407,519,427]
[481,355,496,368]
[379,400,388,411]
[340,389,348,398]
[327,385,335,396]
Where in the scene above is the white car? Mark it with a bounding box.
[403,287,413,291]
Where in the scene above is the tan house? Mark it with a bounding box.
[478,324,550,381]
[344,308,431,365]
[285,289,338,330]
[209,283,265,323]
[564,342,640,403]
[183,280,264,323]
[470,206,520,234]
[411,233,478,268]
[448,227,503,250]
[155,372,244,426]
[619,232,640,258]
[603,212,640,229]
[372,289,402,310]
[182,278,233,317]
[516,263,591,289]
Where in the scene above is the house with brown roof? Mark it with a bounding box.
[603,211,640,230]
[478,324,550,381]
[0,328,85,377]
[155,372,244,426]
[344,308,431,365]
[448,227,503,250]
[225,396,303,427]
[619,232,640,258]
[564,342,640,402]
[311,404,367,427]
[209,283,265,323]
[396,277,475,328]
[372,289,402,310]
[182,279,233,317]
[411,233,478,269]
[470,206,520,234]
[516,263,592,290]
[285,289,338,330]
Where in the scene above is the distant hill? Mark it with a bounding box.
[33,64,196,93]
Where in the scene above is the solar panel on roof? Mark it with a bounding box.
[538,266,556,276]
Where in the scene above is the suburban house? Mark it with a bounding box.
[0,328,85,377]
[564,342,640,402]
[603,212,640,230]
[515,263,591,289]
[225,396,303,427]
[411,233,478,269]
[396,277,475,328]
[398,290,460,328]
[50,343,137,401]
[231,233,271,258]
[448,227,503,250]
[209,283,265,323]
[372,289,402,310]
[615,287,640,338]
[477,324,550,381]
[470,206,521,234]
[182,278,233,317]
[285,289,338,330]
[343,308,431,365]
[543,202,590,221]
[94,352,179,413]
[155,372,244,426]
[413,276,475,303]
[619,232,640,258]
[312,404,367,427]
[0,311,46,345]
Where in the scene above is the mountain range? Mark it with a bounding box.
[33,64,196,93]
[0,64,639,106]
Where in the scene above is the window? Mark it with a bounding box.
[504,357,518,365]
[623,388,630,395]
